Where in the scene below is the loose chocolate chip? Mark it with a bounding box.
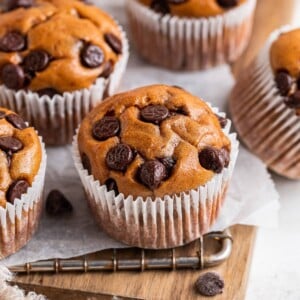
[275,71,293,96]
[104,33,122,55]
[216,114,228,128]
[92,116,120,141]
[81,153,92,174]
[6,179,29,204]
[0,136,23,153]
[150,0,170,14]
[5,114,28,130]
[104,178,119,195]
[216,0,238,8]
[7,0,34,10]
[106,144,134,172]
[138,160,167,190]
[284,91,300,109]
[46,190,73,216]
[1,63,25,90]
[0,32,26,52]
[100,60,114,78]
[159,157,176,177]
[195,272,224,297]
[81,44,104,68]
[0,111,6,119]
[168,0,188,4]
[37,88,61,97]
[24,50,50,73]
[199,146,227,173]
[141,105,169,125]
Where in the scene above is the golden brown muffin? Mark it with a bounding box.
[0,107,42,207]
[78,85,231,198]
[139,0,246,17]
[270,29,300,113]
[0,0,123,94]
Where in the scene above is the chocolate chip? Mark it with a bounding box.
[141,105,169,125]
[159,157,176,177]
[7,0,34,10]
[216,0,238,8]
[138,160,167,190]
[0,32,26,52]
[104,33,122,55]
[37,88,61,97]
[216,114,228,128]
[104,178,119,195]
[0,110,6,119]
[92,116,120,141]
[220,147,230,168]
[0,136,23,153]
[46,190,73,216]
[6,150,13,167]
[195,272,224,297]
[100,60,114,78]
[5,114,28,130]
[168,0,188,4]
[199,146,228,173]
[81,153,92,174]
[24,50,50,73]
[275,71,293,96]
[1,64,25,90]
[6,179,29,204]
[285,91,300,109]
[81,44,104,68]
[150,0,170,14]
[106,144,134,172]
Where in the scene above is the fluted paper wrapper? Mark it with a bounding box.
[0,26,129,146]
[0,137,47,259]
[127,0,256,70]
[230,26,300,179]
[72,108,239,249]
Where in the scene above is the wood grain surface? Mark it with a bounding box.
[13,0,296,299]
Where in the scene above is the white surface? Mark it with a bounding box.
[246,6,300,300]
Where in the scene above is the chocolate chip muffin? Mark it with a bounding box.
[0,107,46,258]
[140,0,246,17]
[0,0,129,145]
[127,0,256,70]
[230,26,300,179]
[74,85,239,248]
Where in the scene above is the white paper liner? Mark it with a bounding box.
[0,135,47,259]
[126,0,256,70]
[0,25,129,146]
[72,106,239,249]
[230,25,300,179]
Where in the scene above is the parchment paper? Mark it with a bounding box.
[2,0,279,267]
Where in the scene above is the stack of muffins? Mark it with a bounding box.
[2,0,271,257]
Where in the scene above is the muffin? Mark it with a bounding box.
[127,0,256,70]
[73,85,239,248]
[230,26,300,179]
[0,107,46,259]
[0,0,129,145]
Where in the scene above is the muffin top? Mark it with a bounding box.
[270,29,300,111]
[139,0,246,17]
[78,85,231,198]
[0,0,123,95]
[0,107,42,208]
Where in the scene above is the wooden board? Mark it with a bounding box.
[13,0,296,299]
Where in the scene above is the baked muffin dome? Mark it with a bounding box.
[78,85,231,198]
[0,107,42,207]
[271,29,300,112]
[0,0,123,94]
[139,0,246,17]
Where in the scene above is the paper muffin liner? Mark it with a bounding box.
[0,25,129,146]
[0,135,47,259]
[229,25,300,179]
[126,0,256,70]
[72,107,239,249]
